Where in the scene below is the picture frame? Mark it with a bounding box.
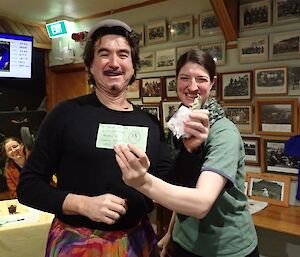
[155,48,176,71]
[170,15,194,42]
[255,98,298,136]
[242,136,261,166]
[273,0,300,25]
[199,11,222,36]
[239,0,272,31]
[288,67,300,96]
[141,77,162,104]
[164,76,178,99]
[269,31,300,61]
[139,51,155,73]
[161,101,181,129]
[132,24,144,47]
[222,104,253,134]
[254,67,288,95]
[145,19,167,45]
[126,79,140,99]
[238,35,268,63]
[141,104,161,120]
[261,136,299,175]
[221,71,252,101]
[176,45,198,60]
[246,172,290,207]
[210,72,220,98]
[199,41,226,66]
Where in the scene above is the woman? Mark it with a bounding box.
[1,137,29,199]
[114,48,259,257]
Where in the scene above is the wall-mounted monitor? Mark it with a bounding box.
[0,33,33,78]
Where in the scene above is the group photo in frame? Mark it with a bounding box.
[222,104,253,134]
[126,79,140,99]
[132,24,144,47]
[161,101,181,129]
[141,77,162,103]
[254,67,287,95]
[221,71,252,101]
[170,15,194,42]
[176,45,197,60]
[164,76,177,99]
[242,136,261,166]
[273,0,300,25]
[238,35,268,63]
[139,52,155,73]
[141,104,161,120]
[246,172,290,207]
[199,11,222,36]
[261,136,299,175]
[145,19,167,45]
[199,41,226,66]
[255,98,298,136]
[239,0,272,31]
[269,30,300,61]
[288,67,300,95]
[155,48,176,71]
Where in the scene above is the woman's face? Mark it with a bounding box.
[176,62,215,108]
[4,140,24,161]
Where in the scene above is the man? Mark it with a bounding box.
[17,19,172,257]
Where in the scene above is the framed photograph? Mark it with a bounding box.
[155,48,176,71]
[246,172,290,207]
[161,101,181,129]
[170,15,194,42]
[145,19,167,45]
[255,98,298,136]
[254,67,287,95]
[221,71,252,101]
[269,31,300,61]
[238,35,268,63]
[164,76,177,99]
[242,136,261,166]
[288,67,300,95]
[261,136,299,175]
[273,0,300,25]
[222,104,253,134]
[139,52,155,73]
[176,45,197,60]
[141,104,161,120]
[210,73,220,98]
[199,11,222,36]
[240,0,272,31]
[141,77,162,104]
[126,79,140,99]
[132,24,144,47]
[199,41,226,66]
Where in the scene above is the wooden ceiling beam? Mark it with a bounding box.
[210,0,238,46]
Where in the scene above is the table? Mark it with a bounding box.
[0,199,54,257]
[252,204,300,237]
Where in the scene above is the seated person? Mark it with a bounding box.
[1,137,29,199]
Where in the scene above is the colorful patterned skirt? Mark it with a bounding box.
[45,217,159,257]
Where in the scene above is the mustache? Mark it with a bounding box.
[104,70,123,76]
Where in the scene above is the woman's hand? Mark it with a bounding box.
[183,109,209,152]
[114,144,150,188]
[158,232,172,257]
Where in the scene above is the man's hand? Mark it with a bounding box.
[63,193,127,225]
[114,144,150,188]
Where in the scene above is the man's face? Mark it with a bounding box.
[90,34,134,95]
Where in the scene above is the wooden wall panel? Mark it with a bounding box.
[46,65,89,110]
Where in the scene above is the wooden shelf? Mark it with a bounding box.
[252,204,300,237]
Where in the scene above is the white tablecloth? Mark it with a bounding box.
[0,199,54,257]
